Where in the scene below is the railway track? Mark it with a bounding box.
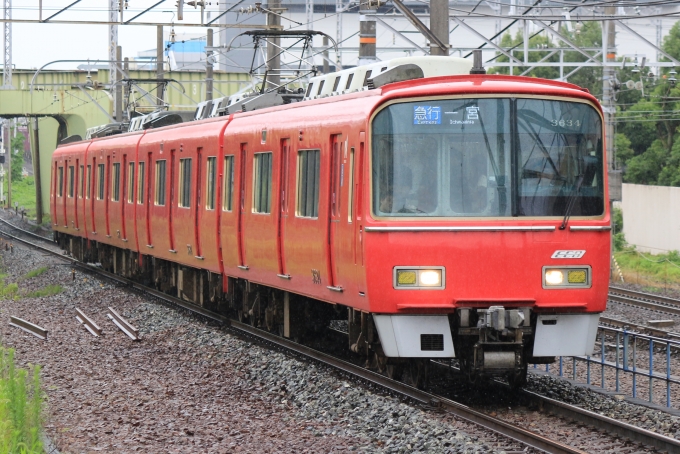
[1,216,679,453]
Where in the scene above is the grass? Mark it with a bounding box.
[23,285,62,299]
[3,177,52,228]
[0,347,44,454]
[21,268,48,281]
[612,249,680,293]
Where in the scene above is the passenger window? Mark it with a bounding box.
[97,164,105,200]
[296,149,320,218]
[253,152,272,214]
[137,162,145,204]
[127,162,135,203]
[58,167,64,197]
[206,157,216,210]
[86,165,91,199]
[179,158,192,208]
[155,160,166,206]
[79,165,84,198]
[222,156,234,211]
[111,163,121,202]
[68,166,74,198]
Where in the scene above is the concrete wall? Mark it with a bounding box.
[622,183,680,254]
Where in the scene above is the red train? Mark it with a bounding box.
[52,56,610,387]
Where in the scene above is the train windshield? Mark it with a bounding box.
[372,98,604,218]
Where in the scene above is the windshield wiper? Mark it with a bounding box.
[559,173,585,230]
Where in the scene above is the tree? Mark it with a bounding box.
[10,129,24,182]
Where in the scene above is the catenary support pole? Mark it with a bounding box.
[266,0,281,90]
[115,46,122,121]
[206,28,214,101]
[429,0,449,56]
[32,117,42,224]
[358,0,377,65]
[157,25,164,106]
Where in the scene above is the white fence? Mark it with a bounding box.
[622,183,680,254]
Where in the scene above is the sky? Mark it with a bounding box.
[9,1,230,70]
[7,1,680,73]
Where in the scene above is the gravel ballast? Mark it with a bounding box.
[0,237,521,453]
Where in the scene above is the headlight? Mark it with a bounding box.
[394,267,445,289]
[545,269,564,285]
[542,266,591,289]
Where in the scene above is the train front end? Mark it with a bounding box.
[364,78,609,383]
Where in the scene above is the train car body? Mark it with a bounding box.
[52,56,609,385]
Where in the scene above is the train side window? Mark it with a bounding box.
[222,155,234,211]
[86,165,91,199]
[206,156,216,210]
[348,147,355,222]
[57,167,64,197]
[137,162,145,204]
[97,164,105,200]
[68,166,74,198]
[155,160,166,206]
[296,149,320,218]
[79,165,84,198]
[179,158,192,208]
[111,163,121,202]
[127,162,135,203]
[252,152,272,214]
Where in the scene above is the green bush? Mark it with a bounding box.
[0,348,43,454]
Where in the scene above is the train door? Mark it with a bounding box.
[194,148,202,258]
[91,157,97,234]
[237,144,247,268]
[145,152,153,247]
[277,139,290,277]
[121,154,127,241]
[74,160,80,230]
[169,148,176,252]
[105,155,111,237]
[357,139,366,263]
[355,138,366,294]
[327,134,342,291]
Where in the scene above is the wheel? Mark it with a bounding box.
[507,365,528,389]
[385,360,405,381]
[404,359,429,389]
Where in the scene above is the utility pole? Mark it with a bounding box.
[32,117,42,224]
[359,0,377,65]
[206,28,214,101]
[429,0,449,56]
[2,0,12,89]
[115,46,123,122]
[5,120,10,209]
[322,36,330,73]
[157,25,165,106]
[602,6,620,201]
[266,0,281,90]
[109,0,118,111]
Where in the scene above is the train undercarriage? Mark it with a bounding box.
[57,233,548,389]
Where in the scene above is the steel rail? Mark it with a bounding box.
[0,219,226,324]
[0,217,677,451]
[76,307,102,337]
[230,321,584,454]
[610,285,680,309]
[608,293,680,316]
[522,390,680,454]
[107,307,140,341]
[0,216,53,243]
[9,316,48,340]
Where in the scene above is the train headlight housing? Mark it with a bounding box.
[542,266,591,289]
[394,267,445,289]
